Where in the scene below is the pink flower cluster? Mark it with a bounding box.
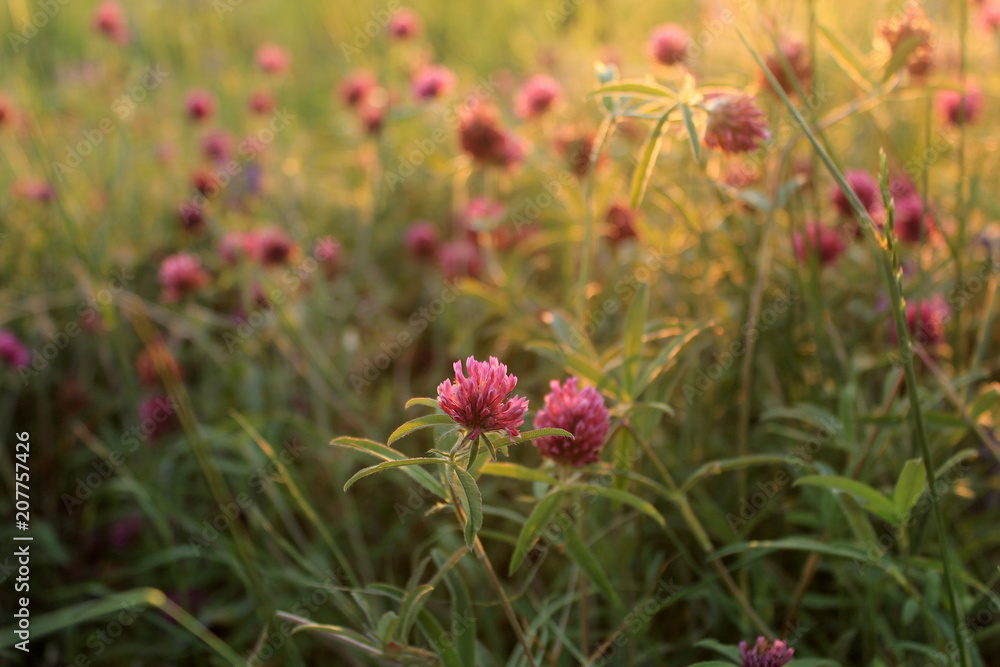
[739,637,794,667]
[437,356,529,440]
[436,358,610,467]
[534,377,610,467]
[0,329,31,371]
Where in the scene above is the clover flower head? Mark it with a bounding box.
[739,637,795,667]
[534,377,610,467]
[437,356,529,440]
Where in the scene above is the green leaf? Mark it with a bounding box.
[479,462,559,485]
[405,397,440,410]
[577,484,666,527]
[450,465,483,548]
[510,490,567,574]
[0,588,244,665]
[678,101,702,164]
[680,454,791,493]
[591,81,679,100]
[795,475,898,522]
[837,494,879,553]
[388,414,456,445]
[397,584,435,643]
[817,24,875,89]
[330,437,446,498]
[441,567,476,666]
[893,458,926,518]
[623,281,649,398]
[634,319,715,396]
[630,110,672,209]
[344,458,444,491]
[694,638,741,662]
[710,537,873,563]
[563,524,624,612]
[287,621,382,655]
[526,341,621,398]
[486,428,575,457]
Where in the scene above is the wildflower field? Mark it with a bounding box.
[2,0,1000,665]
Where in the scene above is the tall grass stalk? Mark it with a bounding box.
[739,29,971,667]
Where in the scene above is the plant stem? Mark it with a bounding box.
[577,113,616,321]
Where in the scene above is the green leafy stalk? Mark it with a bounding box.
[737,28,970,665]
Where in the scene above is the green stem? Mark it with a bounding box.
[576,113,616,321]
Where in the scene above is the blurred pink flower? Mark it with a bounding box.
[901,296,950,346]
[555,128,598,177]
[761,38,812,96]
[893,195,936,244]
[405,221,439,259]
[0,329,31,370]
[13,179,55,202]
[739,637,794,667]
[831,169,883,224]
[339,71,378,108]
[437,356,529,440]
[514,74,563,119]
[605,202,638,243]
[185,89,216,122]
[939,82,984,126]
[0,94,14,126]
[191,168,222,197]
[256,44,290,74]
[248,90,275,115]
[136,342,183,387]
[218,231,250,264]
[388,8,422,39]
[313,236,342,279]
[92,1,128,44]
[793,222,847,267]
[702,93,770,153]
[878,2,935,78]
[534,377,610,467]
[980,2,1000,31]
[109,515,143,550]
[137,394,179,441]
[458,102,524,169]
[439,239,482,282]
[201,130,234,161]
[159,253,210,302]
[251,228,295,266]
[177,202,205,233]
[648,24,689,66]
[412,65,457,101]
[458,102,507,162]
